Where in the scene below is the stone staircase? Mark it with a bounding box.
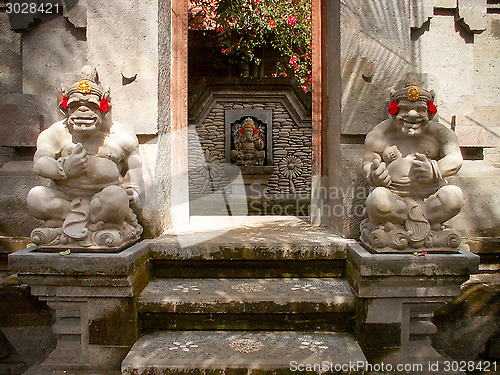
[121,217,367,374]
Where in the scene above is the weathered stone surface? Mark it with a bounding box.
[8,241,149,373]
[10,241,149,277]
[0,14,22,94]
[0,161,47,238]
[150,216,348,261]
[347,242,479,280]
[347,241,479,371]
[448,161,500,239]
[140,278,354,314]
[139,278,355,331]
[122,331,366,375]
[86,0,158,134]
[0,95,44,147]
[22,16,88,126]
[433,283,500,361]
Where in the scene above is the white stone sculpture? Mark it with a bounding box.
[27,66,143,251]
[360,75,464,252]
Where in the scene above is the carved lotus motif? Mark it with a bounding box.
[279,155,303,179]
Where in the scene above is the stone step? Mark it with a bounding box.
[139,278,355,331]
[149,216,349,278]
[121,331,367,375]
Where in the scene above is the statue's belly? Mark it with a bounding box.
[57,155,121,194]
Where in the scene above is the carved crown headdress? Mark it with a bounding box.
[65,66,108,98]
[60,66,111,113]
[390,73,435,102]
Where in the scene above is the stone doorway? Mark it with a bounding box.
[167,0,342,230]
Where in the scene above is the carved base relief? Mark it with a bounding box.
[360,218,461,253]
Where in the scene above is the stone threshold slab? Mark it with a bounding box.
[122,331,366,374]
[150,216,349,261]
[139,278,354,314]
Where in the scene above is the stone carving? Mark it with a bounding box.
[360,75,463,252]
[279,154,303,193]
[230,117,266,166]
[27,66,143,251]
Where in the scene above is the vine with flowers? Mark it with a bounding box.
[188,0,312,92]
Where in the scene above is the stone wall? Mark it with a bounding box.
[190,100,311,196]
[340,0,499,146]
[188,79,312,207]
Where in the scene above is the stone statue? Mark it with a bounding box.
[27,66,143,251]
[230,117,266,166]
[360,75,463,252]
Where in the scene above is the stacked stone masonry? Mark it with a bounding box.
[190,101,312,196]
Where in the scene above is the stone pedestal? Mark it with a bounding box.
[8,241,149,373]
[346,241,479,374]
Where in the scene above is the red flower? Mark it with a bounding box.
[388,101,399,116]
[268,20,276,28]
[286,15,297,26]
[99,97,110,113]
[302,85,308,93]
[240,127,245,133]
[252,0,259,3]
[428,101,437,115]
[253,128,258,134]
[289,56,298,66]
[59,96,68,110]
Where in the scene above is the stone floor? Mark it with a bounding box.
[151,216,349,261]
[122,331,366,374]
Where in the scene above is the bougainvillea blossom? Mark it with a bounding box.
[286,15,297,26]
[428,101,437,114]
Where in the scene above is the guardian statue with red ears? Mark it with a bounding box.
[27,66,143,251]
[360,74,464,252]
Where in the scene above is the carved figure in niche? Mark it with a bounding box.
[27,66,143,250]
[230,117,266,166]
[360,75,463,252]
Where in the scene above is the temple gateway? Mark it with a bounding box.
[0,0,498,374]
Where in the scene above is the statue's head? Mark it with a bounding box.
[241,117,258,138]
[388,75,437,137]
[59,66,111,135]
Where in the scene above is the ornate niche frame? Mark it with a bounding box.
[224,109,273,167]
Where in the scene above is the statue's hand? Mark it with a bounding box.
[64,143,87,178]
[126,188,140,208]
[412,153,433,183]
[369,159,391,187]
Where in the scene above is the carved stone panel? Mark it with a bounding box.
[225,109,273,167]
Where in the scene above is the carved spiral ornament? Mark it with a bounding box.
[31,228,57,245]
[445,231,461,248]
[391,229,408,250]
[368,228,388,248]
[93,230,122,247]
